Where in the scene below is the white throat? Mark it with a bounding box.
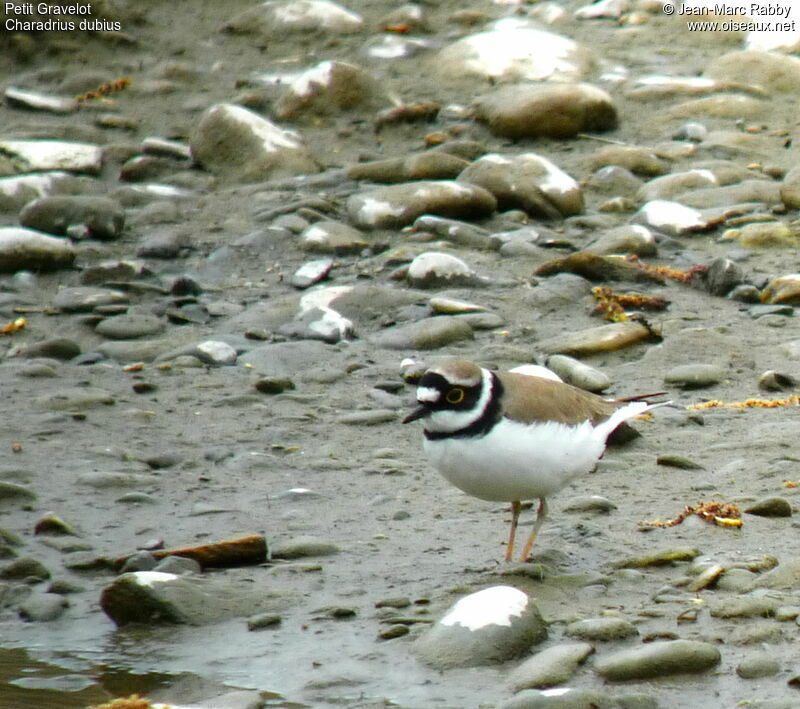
[424,367,494,434]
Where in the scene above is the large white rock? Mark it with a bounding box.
[435,20,593,84]
[225,0,363,36]
[0,140,103,174]
[190,103,319,182]
[415,586,547,669]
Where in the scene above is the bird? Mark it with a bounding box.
[403,359,666,562]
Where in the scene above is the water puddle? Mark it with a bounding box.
[0,647,302,708]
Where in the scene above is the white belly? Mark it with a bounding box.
[422,417,608,502]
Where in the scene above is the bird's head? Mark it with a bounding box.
[403,360,488,432]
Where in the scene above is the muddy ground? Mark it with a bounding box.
[1,0,800,707]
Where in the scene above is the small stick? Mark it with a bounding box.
[114,534,268,569]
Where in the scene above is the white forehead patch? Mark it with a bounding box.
[416,386,441,403]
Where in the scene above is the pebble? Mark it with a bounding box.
[429,296,487,315]
[378,624,410,640]
[499,688,618,709]
[225,0,364,36]
[247,613,282,631]
[508,642,594,691]
[459,153,583,218]
[255,377,296,395]
[19,196,125,240]
[562,495,617,514]
[709,597,778,618]
[95,312,166,339]
[590,146,668,177]
[703,256,745,296]
[52,286,129,312]
[0,482,36,501]
[0,139,103,174]
[474,83,615,139]
[298,220,368,255]
[0,227,76,272]
[16,338,81,360]
[155,555,202,575]
[240,341,339,378]
[349,152,470,184]
[705,49,800,93]
[633,200,712,236]
[194,340,238,366]
[4,87,79,114]
[565,617,638,642]
[270,536,340,559]
[781,165,800,208]
[372,316,474,350]
[338,409,397,425]
[0,557,51,582]
[593,639,720,680]
[0,171,80,212]
[736,654,780,679]
[722,223,798,249]
[415,585,547,669]
[408,215,495,251]
[34,512,79,536]
[586,225,657,257]
[190,103,319,182]
[437,22,592,84]
[36,387,115,411]
[18,592,69,622]
[637,169,718,202]
[291,258,334,289]
[275,60,386,121]
[545,355,611,392]
[744,496,792,518]
[346,180,496,229]
[758,370,796,391]
[537,321,654,357]
[76,472,154,489]
[406,251,480,288]
[664,363,726,389]
[611,547,701,569]
[761,274,800,304]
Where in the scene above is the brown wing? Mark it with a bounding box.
[497,372,621,426]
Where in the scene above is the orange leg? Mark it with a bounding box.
[519,498,548,562]
[505,500,521,562]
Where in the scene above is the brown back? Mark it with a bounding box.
[497,372,622,426]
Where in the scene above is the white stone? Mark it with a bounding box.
[351,197,406,227]
[635,200,707,235]
[408,252,474,280]
[131,571,179,588]
[575,0,628,19]
[436,21,590,83]
[196,340,238,365]
[440,585,528,632]
[0,140,103,174]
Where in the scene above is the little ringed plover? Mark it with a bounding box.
[403,359,666,562]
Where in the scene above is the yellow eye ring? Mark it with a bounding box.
[446,387,465,404]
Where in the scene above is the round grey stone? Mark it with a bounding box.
[415,585,547,669]
[664,363,726,388]
[594,639,721,680]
